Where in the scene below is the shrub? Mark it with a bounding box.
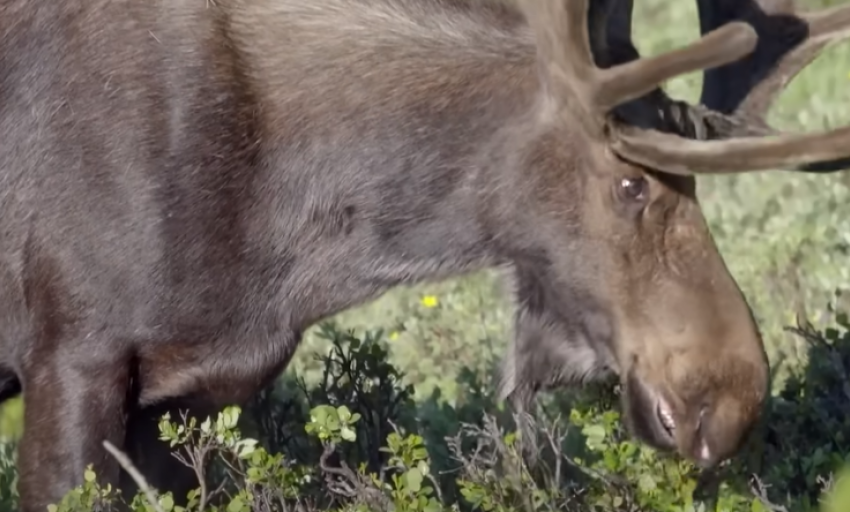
[1,315,846,512]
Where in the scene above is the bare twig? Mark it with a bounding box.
[318,444,359,498]
[784,322,850,402]
[102,440,165,512]
[318,442,391,510]
[191,448,211,511]
[541,419,565,486]
[749,474,790,512]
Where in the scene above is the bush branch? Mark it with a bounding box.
[102,440,165,512]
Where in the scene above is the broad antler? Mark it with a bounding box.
[518,0,850,175]
[618,0,850,174]
[518,0,758,136]
[610,0,850,174]
[694,0,850,172]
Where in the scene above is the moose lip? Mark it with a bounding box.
[655,395,676,441]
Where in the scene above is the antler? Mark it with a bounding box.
[608,0,850,174]
[696,0,850,172]
[697,0,850,121]
[518,0,758,138]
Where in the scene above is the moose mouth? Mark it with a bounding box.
[655,394,676,443]
[624,371,679,452]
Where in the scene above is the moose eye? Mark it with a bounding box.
[618,176,648,203]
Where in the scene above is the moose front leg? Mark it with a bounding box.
[17,351,130,512]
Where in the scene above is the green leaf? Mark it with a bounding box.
[160,494,175,511]
[326,413,341,431]
[603,449,619,472]
[823,466,850,512]
[247,467,264,483]
[310,405,330,425]
[337,405,352,422]
[423,499,443,512]
[340,426,357,442]
[84,468,97,483]
[405,467,423,494]
[222,406,241,428]
[227,496,246,512]
[582,424,606,438]
[751,499,768,512]
[582,424,607,450]
[637,473,657,493]
[387,432,402,453]
[236,439,258,458]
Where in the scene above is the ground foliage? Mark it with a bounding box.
[1,319,848,512]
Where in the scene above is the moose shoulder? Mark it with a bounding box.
[1,0,849,509]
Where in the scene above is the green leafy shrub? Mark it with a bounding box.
[0,442,17,512]
[0,314,843,512]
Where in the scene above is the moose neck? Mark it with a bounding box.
[215,0,546,327]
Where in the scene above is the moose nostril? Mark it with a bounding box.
[696,403,708,430]
[694,404,713,466]
[697,440,712,466]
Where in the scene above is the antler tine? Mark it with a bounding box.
[609,0,850,175]
[595,23,758,112]
[612,124,850,176]
[736,2,850,125]
[519,0,758,135]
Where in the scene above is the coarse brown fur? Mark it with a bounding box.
[1,0,849,510]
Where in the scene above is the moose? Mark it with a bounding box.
[1,0,850,509]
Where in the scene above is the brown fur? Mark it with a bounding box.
[0,0,847,510]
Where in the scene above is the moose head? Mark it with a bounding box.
[497,0,850,469]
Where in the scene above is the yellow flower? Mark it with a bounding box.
[421,295,439,308]
[389,331,400,341]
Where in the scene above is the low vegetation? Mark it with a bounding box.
[1,319,849,512]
